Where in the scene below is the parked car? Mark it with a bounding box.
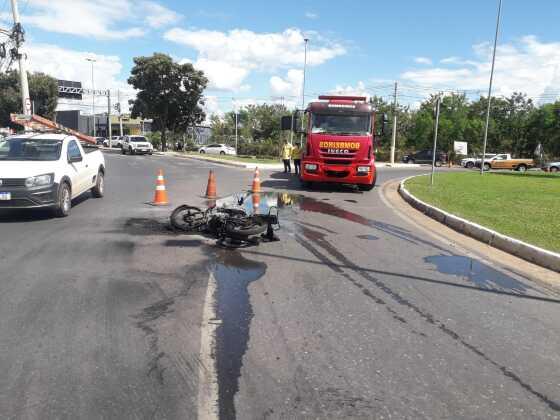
[543,161,560,173]
[477,153,535,172]
[103,136,122,148]
[461,153,497,169]
[95,137,106,146]
[121,135,154,155]
[402,150,447,166]
[199,144,236,156]
[0,133,105,217]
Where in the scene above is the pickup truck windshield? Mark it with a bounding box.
[0,138,63,161]
[311,114,371,135]
[130,137,147,142]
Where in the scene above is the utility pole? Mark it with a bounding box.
[390,82,398,164]
[107,90,112,147]
[86,58,96,137]
[480,0,502,175]
[431,95,442,186]
[10,0,31,121]
[300,38,309,145]
[232,98,238,154]
[118,89,123,137]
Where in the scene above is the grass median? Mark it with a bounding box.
[183,152,280,165]
[405,171,560,253]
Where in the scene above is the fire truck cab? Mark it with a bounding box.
[294,95,385,191]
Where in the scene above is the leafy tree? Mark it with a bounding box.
[0,70,58,128]
[128,53,208,151]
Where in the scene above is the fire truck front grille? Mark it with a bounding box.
[325,170,350,178]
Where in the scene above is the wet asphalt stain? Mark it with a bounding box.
[164,239,203,248]
[424,255,535,294]
[208,250,267,420]
[357,234,379,241]
[295,228,560,412]
[122,217,178,236]
[344,199,358,203]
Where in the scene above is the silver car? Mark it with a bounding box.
[199,143,237,156]
[543,161,559,173]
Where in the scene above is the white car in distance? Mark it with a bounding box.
[121,135,153,155]
[198,144,237,156]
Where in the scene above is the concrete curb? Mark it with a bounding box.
[398,174,560,273]
[166,153,284,170]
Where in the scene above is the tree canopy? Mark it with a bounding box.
[0,70,58,128]
[128,53,208,150]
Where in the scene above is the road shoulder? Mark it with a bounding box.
[379,179,560,291]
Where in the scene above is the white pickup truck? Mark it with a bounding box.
[0,133,106,217]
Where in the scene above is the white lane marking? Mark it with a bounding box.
[197,272,220,420]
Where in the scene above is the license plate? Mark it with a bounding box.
[0,192,11,201]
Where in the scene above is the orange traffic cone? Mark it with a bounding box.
[151,169,169,205]
[205,170,217,199]
[251,167,261,193]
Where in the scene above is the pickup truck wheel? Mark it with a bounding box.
[483,163,491,171]
[517,164,527,172]
[435,160,443,167]
[121,147,126,155]
[550,166,559,173]
[92,171,104,198]
[54,183,71,217]
[407,158,415,164]
[129,147,135,155]
[466,162,475,169]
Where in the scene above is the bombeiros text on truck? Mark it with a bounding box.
[283,95,387,191]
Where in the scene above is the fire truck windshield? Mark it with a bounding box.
[311,114,371,136]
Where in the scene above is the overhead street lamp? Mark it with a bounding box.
[480,0,502,175]
[86,57,97,137]
[300,38,309,145]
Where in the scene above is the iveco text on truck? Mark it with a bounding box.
[288,96,386,191]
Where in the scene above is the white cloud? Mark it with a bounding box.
[194,58,250,92]
[142,1,182,28]
[414,57,433,65]
[19,43,134,112]
[329,81,369,99]
[305,12,319,20]
[165,27,345,91]
[270,69,303,98]
[402,36,560,102]
[20,0,179,40]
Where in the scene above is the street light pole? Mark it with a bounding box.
[86,58,97,137]
[480,0,502,175]
[300,38,309,145]
[233,98,238,154]
[431,95,442,186]
[10,0,31,121]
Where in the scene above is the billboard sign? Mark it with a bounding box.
[454,141,468,155]
[57,80,83,100]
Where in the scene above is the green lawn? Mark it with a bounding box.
[405,171,560,253]
[184,152,280,165]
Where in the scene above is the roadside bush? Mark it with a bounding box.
[237,140,280,158]
[147,132,162,150]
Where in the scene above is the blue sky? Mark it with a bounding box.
[1,0,560,114]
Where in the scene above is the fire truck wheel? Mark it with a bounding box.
[359,178,376,191]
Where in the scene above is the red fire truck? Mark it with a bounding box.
[294,95,386,191]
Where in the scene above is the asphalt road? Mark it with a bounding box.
[1,152,559,420]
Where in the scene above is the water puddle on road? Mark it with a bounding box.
[424,255,535,294]
[208,249,267,419]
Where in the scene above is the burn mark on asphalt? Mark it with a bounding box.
[208,249,267,419]
[122,217,177,236]
[296,228,560,412]
[424,255,535,294]
[357,234,379,241]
